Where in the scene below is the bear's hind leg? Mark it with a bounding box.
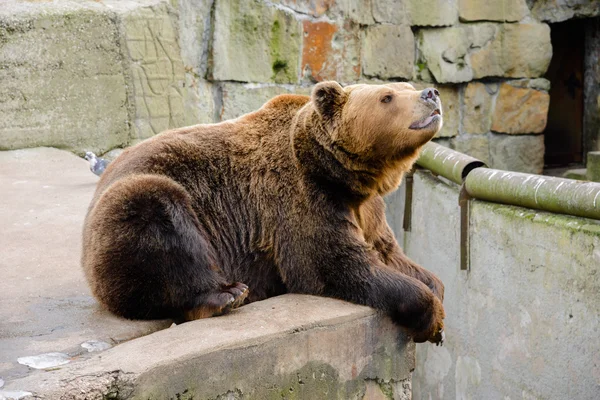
[84,174,248,320]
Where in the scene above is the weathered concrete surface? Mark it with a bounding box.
[0,147,416,399]
[5,295,415,399]
[386,170,600,400]
[0,148,171,384]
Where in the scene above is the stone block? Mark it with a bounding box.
[467,23,504,79]
[418,23,551,83]
[491,83,550,134]
[211,0,302,83]
[219,83,310,121]
[330,0,375,25]
[408,0,458,26]
[436,85,460,138]
[418,27,473,83]
[302,20,361,83]
[172,0,212,75]
[450,135,490,164]
[271,0,333,17]
[459,0,529,22]
[372,0,409,24]
[122,3,186,141]
[586,151,600,182]
[531,0,600,23]
[363,24,415,80]
[463,82,496,134]
[500,23,552,79]
[0,5,130,154]
[183,77,216,124]
[488,133,545,174]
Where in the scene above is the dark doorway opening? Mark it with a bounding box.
[544,20,585,167]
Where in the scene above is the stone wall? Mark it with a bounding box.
[1,0,599,167]
[384,170,600,400]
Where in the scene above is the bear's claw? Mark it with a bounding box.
[432,329,445,346]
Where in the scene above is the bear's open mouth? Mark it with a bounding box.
[409,109,441,130]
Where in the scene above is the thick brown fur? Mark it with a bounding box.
[82,81,446,343]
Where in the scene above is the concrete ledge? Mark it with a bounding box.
[0,148,414,399]
[5,295,414,399]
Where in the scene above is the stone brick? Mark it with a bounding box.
[459,0,529,22]
[363,24,415,80]
[183,77,216,125]
[122,3,186,141]
[408,0,458,26]
[468,23,504,79]
[450,135,490,164]
[0,5,130,154]
[491,83,550,134]
[271,0,334,17]
[586,151,600,182]
[301,20,361,83]
[219,83,310,121]
[330,0,375,25]
[211,0,302,83]
[463,82,496,134]
[418,27,473,83]
[531,0,600,23]
[372,0,409,24]
[173,0,212,75]
[418,23,551,83]
[500,23,552,79]
[436,85,460,138]
[488,133,545,174]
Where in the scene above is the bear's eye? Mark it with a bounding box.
[381,94,393,104]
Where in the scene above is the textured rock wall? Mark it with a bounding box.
[1,0,598,170]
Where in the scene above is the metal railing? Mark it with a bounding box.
[409,142,600,271]
[416,142,600,221]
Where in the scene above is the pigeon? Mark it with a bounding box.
[84,151,109,176]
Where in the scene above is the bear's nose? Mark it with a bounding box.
[421,88,440,101]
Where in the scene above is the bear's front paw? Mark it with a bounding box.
[410,295,445,345]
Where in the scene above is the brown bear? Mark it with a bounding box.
[82,81,445,343]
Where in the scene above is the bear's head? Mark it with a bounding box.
[308,81,443,195]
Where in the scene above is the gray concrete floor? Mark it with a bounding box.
[0,148,170,382]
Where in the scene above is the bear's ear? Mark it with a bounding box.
[312,81,346,123]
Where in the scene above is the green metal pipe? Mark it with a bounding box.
[464,168,600,220]
[417,142,486,184]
